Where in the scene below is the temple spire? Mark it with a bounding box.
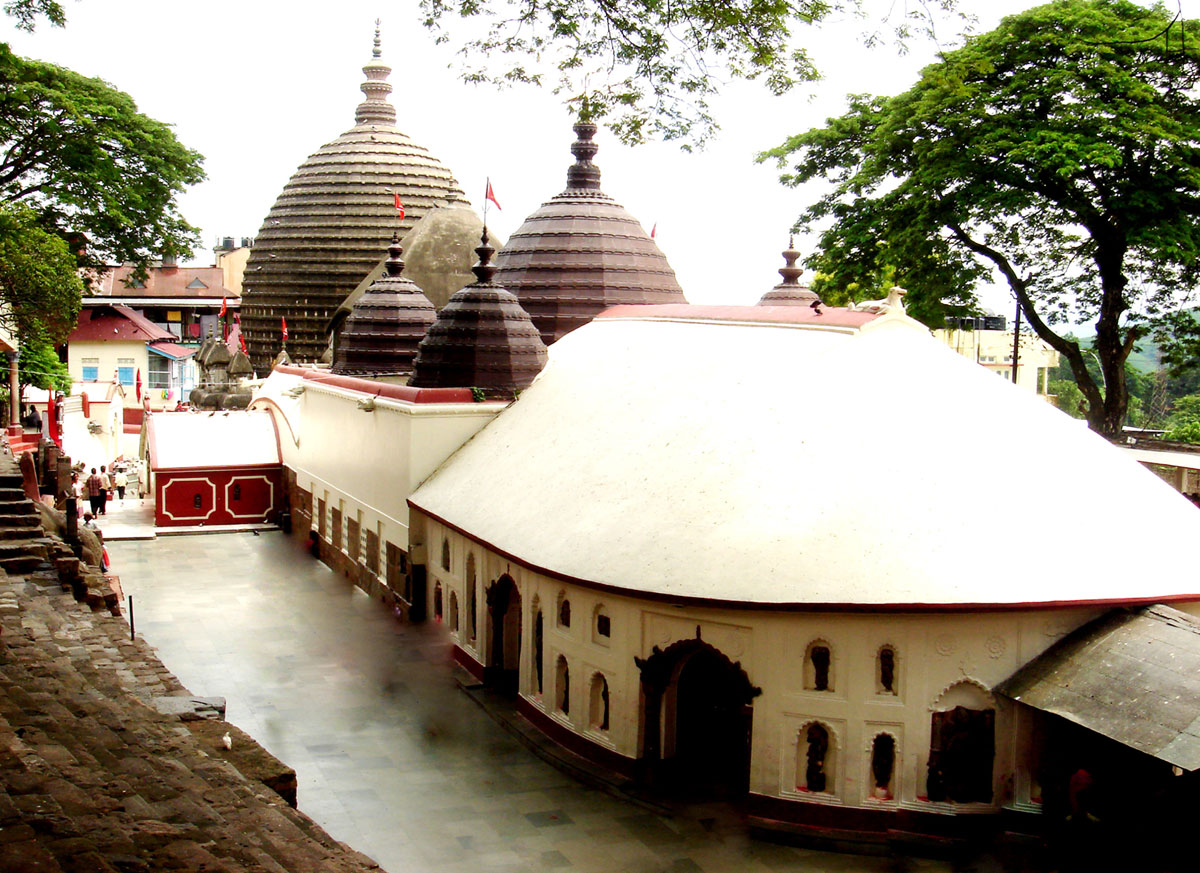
[566,119,602,191]
[778,237,803,287]
[472,227,497,285]
[355,21,396,126]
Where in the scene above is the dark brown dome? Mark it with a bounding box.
[758,239,820,305]
[241,27,467,372]
[492,121,686,347]
[410,229,548,399]
[331,234,436,378]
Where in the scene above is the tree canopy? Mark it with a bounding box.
[0,44,205,273]
[762,0,1200,438]
[3,0,65,31]
[421,0,961,148]
[0,204,82,344]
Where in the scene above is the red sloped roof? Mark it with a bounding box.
[95,264,237,299]
[69,305,177,343]
[148,341,197,360]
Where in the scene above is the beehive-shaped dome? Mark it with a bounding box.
[241,26,468,371]
[410,228,548,398]
[493,120,686,347]
[758,239,820,306]
[332,233,436,378]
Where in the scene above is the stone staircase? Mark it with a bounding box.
[0,466,51,576]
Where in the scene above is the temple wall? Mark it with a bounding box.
[414,510,1123,832]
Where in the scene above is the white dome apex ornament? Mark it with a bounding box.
[855,287,930,335]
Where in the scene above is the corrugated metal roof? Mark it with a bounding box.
[148,342,198,360]
[996,605,1200,771]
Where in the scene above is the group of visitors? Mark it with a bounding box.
[71,461,139,517]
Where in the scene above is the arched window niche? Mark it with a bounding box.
[557,592,571,629]
[796,722,837,795]
[448,590,459,633]
[433,581,443,623]
[926,681,996,804]
[876,645,899,695]
[441,538,451,571]
[868,732,898,800]
[556,656,570,715]
[803,640,833,692]
[466,554,477,642]
[589,672,610,732]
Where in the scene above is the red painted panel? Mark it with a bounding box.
[155,466,281,527]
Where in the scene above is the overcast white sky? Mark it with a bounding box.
[2,0,1111,312]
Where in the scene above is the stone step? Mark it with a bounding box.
[0,487,30,502]
[0,553,45,574]
[0,525,43,541]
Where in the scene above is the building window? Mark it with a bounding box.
[797,723,835,794]
[877,646,898,695]
[441,538,451,571]
[347,517,361,562]
[804,641,833,692]
[148,354,170,389]
[81,357,99,382]
[556,656,570,715]
[870,734,896,800]
[385,541,402,595]
[449,591,459,633]
[589,673,609,731]
[558,594,571,628]
[365,529,380,575]
[594,605,611,642]
[232,484,242,501]
[534,609,544,695]
[116,358,135,386]
[466,554,477,641]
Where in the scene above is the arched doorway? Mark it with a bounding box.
[484,575,522,694]
[636,637,760,799]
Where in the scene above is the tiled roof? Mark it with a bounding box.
[94,265,235,299]
[69,306,176,343]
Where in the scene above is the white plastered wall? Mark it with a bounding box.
[422,516,1133,817]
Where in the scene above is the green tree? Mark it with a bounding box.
[421,0,962,148]
[1049,378,1087,419]
[3,0,65,31]
[1164,393,1200,444]
[17,337,70,394]
[0,205,83,344]
[763,0,1200,438]
[0,44,205,274]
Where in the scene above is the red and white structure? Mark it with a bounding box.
[146,411,282,527]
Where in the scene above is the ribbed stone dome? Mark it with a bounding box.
[241,27,468,371]
[492,120,686,347]
[410,229,548,398]
[757,239,820,306]
[332,233,436,378]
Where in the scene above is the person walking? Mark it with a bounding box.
[113,468,127,503]
[85,468,103,516]
[98,465,111,515]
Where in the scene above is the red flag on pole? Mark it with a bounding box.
[485,178,502,211]
[135,369,142,402]
[219,295,227,317]
[281,316,288,342]
[650,223,657,239]
[393,191,405,219]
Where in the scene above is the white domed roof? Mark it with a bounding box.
[410,306,1200,608]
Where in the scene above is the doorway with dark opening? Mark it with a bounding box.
[636,637,759,800]
[484,575,521,695]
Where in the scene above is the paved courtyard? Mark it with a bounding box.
[110,531,976,873]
